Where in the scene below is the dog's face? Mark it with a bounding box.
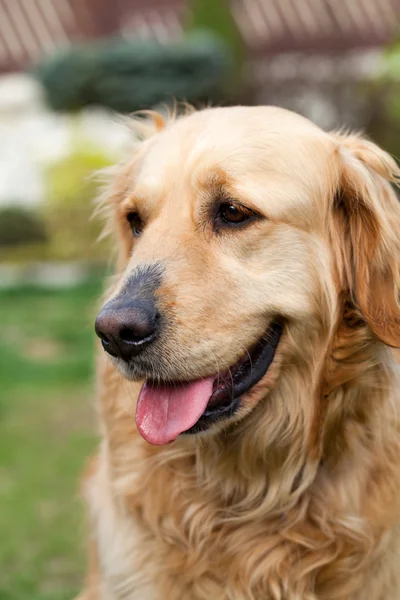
[96,107,400,446]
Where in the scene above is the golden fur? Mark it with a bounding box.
[78,106,400,599]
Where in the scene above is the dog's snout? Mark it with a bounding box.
[95,301,159,361]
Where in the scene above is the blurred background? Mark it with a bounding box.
[1,1,400,598]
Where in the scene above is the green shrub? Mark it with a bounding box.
[0,206,47,247]
[359,79,400,160]
[187,0,245,72]
[43,143,114,260]
[360,42,400,159]
[34,32,233,113]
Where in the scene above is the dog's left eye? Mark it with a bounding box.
[127,212,144,237]
[215,202,255,228]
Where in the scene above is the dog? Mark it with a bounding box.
[78,106,400,599]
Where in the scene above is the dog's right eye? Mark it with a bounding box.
[127,212,144,237]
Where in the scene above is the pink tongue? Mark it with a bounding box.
[136,377,214,445]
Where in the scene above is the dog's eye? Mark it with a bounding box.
[127,212,144,237]
[216,202,254,228]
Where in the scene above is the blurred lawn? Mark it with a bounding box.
[0,281,103,600]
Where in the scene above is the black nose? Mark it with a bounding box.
[95,300,159,361]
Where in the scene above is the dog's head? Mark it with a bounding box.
[95,107,400,447]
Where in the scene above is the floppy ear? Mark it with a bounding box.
[331,132,400,347]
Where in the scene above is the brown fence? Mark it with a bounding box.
[232,0,400,54]
[1,0,400,74]
[0,0,91,73]
[0,0,187,73]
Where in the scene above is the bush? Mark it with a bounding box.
[357,79,400,160]
[34,32,233,113]
[0,206,47,247]
[359,42,400,160]
[188,0,245,71]
[43,143,114,260]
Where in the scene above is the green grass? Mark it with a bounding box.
[0,281,104,600]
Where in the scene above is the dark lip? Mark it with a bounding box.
[182,320,284,435]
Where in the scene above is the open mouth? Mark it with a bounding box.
[135,321,283,445]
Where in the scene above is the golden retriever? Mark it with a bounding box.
[78,106,400,600]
